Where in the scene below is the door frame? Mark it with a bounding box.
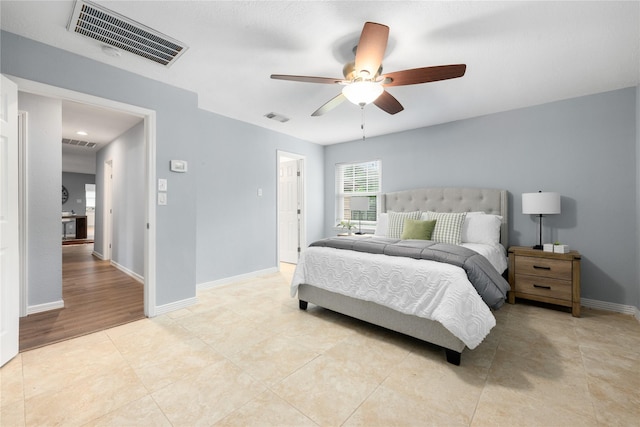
[1,74,20,366]
[276,150,306,266]
[9,76,158,317]
[18,110,28,317]
[103,160,113,261]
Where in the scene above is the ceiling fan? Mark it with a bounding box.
[271,22,466,117]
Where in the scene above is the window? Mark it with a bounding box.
[335,160,381,227]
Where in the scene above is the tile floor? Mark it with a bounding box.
[2,264,639,426]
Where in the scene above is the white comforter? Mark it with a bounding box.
[291,246,499,349]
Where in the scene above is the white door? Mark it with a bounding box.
[278,159,300,264]
[0,75,20,367]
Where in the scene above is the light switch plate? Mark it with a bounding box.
[158,179,167,191]
[158,192,167,205]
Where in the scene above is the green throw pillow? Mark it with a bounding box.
[401,219,437,240]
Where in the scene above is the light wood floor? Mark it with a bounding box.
[19,244,144,352]
[4,271,639,426]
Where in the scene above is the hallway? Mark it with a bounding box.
[19,244,144,351]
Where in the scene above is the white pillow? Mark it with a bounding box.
[462,214,503,244]
[374,213,389,237]
[460,211,484,241]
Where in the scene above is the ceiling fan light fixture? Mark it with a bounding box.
[342,81,384,106]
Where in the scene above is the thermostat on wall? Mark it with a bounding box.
[170,160,188,173]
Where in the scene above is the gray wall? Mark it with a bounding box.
[195,112,324,284]
[324,88,638,308]
[95,121,145,276]
[6,30,637,312]
[3,30,326,308]
[18,92,62,307]
[61,172,95,236]
[62,151,96,175]
[3,31,199,306]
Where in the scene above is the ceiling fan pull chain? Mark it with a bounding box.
[361,106,366,141]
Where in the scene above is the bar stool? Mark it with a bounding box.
[62,216,73,240]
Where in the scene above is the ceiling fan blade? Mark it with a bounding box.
[373,91,404,115]
[311,93,346,116]
[382,64,467,87]
[354,22,389,78]
[271,74,343,84]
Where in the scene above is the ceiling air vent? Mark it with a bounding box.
[62,138,97,149]
[67,0,188,67]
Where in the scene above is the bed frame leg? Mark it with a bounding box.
[445,349,461,366]
[299,300,308,310]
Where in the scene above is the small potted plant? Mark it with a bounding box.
[337,220,357,235]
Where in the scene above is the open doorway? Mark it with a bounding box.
[14,77,157,351]
[277,151,306,271]
[85,183,95,239]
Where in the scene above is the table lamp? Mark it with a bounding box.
[522,191,561,250]
[350,196,369,235]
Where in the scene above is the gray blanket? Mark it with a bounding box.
[310,237,510,310]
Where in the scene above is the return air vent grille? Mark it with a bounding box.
[62,138,97,149]
[67,0,188,66]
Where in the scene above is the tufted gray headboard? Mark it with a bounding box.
[381,187,509,248]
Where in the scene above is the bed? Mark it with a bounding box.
[291,187,510,365]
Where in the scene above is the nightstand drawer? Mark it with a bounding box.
[515,274,572,300]
[515,256,572,280]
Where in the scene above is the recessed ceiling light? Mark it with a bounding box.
[76,131,88,136]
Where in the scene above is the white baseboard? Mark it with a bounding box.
[26,299,64,315]
[92,251,104,260]
[197,267,279,290]
[110,260,144,283]
[581,298,640,321]
[154,296,198,316]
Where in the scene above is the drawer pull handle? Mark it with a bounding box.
[533,265,551,270]
[533,284,551,290]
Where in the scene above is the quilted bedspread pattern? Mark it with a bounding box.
[309,237,510,309]
[291,237,511,349]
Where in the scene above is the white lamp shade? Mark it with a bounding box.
[350,196,369,211]
[522,192,561,215]
[342,81,384,106]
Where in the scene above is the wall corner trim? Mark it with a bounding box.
[197,267,279,291]
[581,297,639,319]
[26,299,65,315]
[110,260,144,283]
[154,296,198,317]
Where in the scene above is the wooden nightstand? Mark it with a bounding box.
[508,246,581,317]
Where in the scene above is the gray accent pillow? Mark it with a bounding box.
[387,211,421,238]
[425,211,467,245]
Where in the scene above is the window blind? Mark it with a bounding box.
[335,160,381,224]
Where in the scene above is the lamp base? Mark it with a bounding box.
[532,244,543,250]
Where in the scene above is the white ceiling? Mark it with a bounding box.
[61,100,143,149]
[2,1,639,145]
[59,100,142,173]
